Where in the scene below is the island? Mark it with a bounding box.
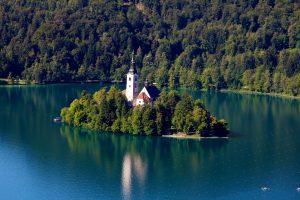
[61,53,229,138]
[61,86,229,137]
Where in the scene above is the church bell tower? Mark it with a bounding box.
[126,51,139,103]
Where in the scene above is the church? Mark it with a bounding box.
[123,52,160,106]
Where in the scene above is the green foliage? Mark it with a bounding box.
[171,95,227,136]
[1,0,298,96]
[131,107,143,135]
[142,106,156,135]
[61,88,229,137]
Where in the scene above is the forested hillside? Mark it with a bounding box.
[0,0,299,95]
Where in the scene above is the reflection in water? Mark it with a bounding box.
[133,154,147,186]
[1,84,300,199]
[122,154,132,200]
[60,125,152,198]
[59,125,229,198]
[122,153,147,200]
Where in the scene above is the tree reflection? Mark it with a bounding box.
[60,125,229,188]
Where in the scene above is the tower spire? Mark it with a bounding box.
[129,51,136,73]
[131,51,135,64]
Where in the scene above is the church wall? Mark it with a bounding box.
[126,73,139,102]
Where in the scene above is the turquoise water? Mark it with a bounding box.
[0,84,299,199]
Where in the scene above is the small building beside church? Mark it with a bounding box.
[135,79,160,106]
[124,52,160,106]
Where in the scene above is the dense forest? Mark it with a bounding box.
[0,0,299,95]
[61,86,229,136]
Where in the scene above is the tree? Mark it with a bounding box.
[155,53,169,87]
[172,94,193,132]
[278,49,300,77]
[192,106,210,134]
[201,68,213,89]
[142,106,156,135]
[242,70,254,90]
[262,69,271,93]
[287,73,300,96]
[253,66,264,92]
[131,107,143,135]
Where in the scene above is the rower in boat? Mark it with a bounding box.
[53,117,62,122]
[261,187,270,192]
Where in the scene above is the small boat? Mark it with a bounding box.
[297,188,300,192]
[261,187,270,192]
[53,117,62,122]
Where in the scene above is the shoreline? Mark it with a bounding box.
[162,133,229,140]
[0,78,124,86]
[1,78,298,100]
[219,89,300,100]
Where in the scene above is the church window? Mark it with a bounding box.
[129,78,131,81]
[129,85,131,87]
[135,77,137,81]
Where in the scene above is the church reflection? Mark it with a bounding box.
[59,125,231,198]
[122,153,147,200]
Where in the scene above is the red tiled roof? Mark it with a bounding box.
[136,92,151,103]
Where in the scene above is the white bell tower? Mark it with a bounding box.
[126,51,139,103]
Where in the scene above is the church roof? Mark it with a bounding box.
[144,85,160,99]
[136,92,151,103]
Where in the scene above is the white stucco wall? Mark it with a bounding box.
[126,73,139,102]
[136,98,145,106]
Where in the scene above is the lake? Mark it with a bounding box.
[0,84,299,199]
